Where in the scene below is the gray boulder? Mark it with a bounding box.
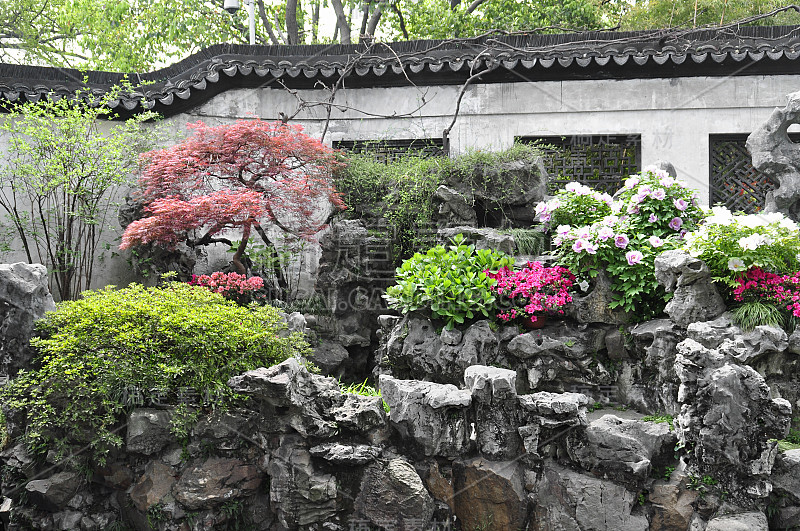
[705,512,768,531]
[655,250,726,327]
[437,226,515,255]
[626,319,682,414]
[383,316,498,385]
[228,358,344,438]
[434,185,478,227]
[331,393,386,433]
[747,90,800,218]
[453,458,527,530]
[507,325,610,392]
[530,460,648,530]
[25,472,82,512]
[567,270,629,325]
[0,263,55,377]
[379,375,471,457]
[312,339,350,376]
[173,457,261,510]
[354,458,434,530]
[675,338,792,500]
[568,414,676,490]
[648,462,701,531]
[309,442,381,465]
[465,365,521,459]
[268,436,337,528]
[126,408,174,455]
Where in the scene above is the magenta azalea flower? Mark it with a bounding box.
[626,251,644,265]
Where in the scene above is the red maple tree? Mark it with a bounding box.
[121,119,344,278]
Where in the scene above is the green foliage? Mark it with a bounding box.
[732,300,787,331]
[340,378,390,414]
[0,93,158,300]
[169,403,200,448]
[2,282,307,465]
[384,234,513,329]
[219,499,252,530]
[619,0,800,30]
[336,142,544,263]
[641,413,674,430]
[383,0,603,40]
[663,466,676,481]
[682,208,800,289]
[502,228,547,256]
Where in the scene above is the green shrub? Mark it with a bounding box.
[334,142,544,263]
[383,234,513,329]
[2,282,308,464]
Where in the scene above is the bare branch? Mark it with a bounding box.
[465,0,487,15]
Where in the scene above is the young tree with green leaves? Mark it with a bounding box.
[0,95,157,300]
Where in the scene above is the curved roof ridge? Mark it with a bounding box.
[2,25,799,118]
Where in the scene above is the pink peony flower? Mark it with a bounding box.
[648,213,658,223]
[614,234,629,249]
[648,236,664,247]
[673,198,688,211]
[651,188,666,200]
[669,217,683,231]
[626,251,644,265]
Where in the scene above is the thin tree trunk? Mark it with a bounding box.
[311,0,320,42]
[465,0,486,14]
[256,0,281,44]
[391,3,409,39]
[286,0,300,45]
[231,223,250,275]
[359,2,370,38]
[330,0,352,44]
[365,2,384,37]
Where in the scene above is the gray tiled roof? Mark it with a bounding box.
[2,26,799,118]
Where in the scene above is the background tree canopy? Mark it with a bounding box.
[1,0,798,72]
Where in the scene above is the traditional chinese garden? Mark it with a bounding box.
[3,87,800,531]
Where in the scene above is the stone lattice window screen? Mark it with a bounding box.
[333,138,447,163]
[518,134,642,195]
[709,134,781,214]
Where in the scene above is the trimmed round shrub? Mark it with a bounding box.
[2,282,308,464]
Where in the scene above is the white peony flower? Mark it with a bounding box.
[727,257,747,271]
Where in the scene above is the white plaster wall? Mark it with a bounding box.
[187,73,800,204]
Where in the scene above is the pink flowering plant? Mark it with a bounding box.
[730,266,800,330]
[485,262,576,326]
[189,271,265,305]
[539,168,704,320]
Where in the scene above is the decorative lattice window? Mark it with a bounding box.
[518,135,641,194]
[709,134,781,214]
[333,138,447,162]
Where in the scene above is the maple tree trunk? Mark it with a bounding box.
[231,223,250,275]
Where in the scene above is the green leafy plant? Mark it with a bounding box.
[641,413,675,430]
[663,466,676,481]
[383,234,513,329]
[340,379,390,414]
[2,282,308,465]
